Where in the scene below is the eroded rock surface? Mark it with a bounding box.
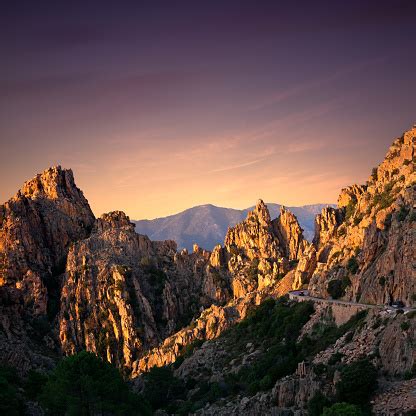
[309,126,416,305]
[0,166,95,315]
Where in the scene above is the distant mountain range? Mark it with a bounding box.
[133,203,335,251]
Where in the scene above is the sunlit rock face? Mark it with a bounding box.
[58,200,314,373]
[59,210,232,369]
[0,166,95,315]
[0,166,95,374]
[309,126,416,305]
[132,202,317,374]
[2,126,414,383]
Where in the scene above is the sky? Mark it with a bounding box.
[1,1,415,219]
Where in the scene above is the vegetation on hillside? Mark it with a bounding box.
[141,297,371,414]
[0,352,151,416]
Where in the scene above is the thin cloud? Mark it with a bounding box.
[209,158,266,173]
[249,57,387,112]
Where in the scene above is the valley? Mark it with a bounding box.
[0,125,414,415]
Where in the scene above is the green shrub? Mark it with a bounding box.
[384,213,392,228]
[336,359,377,405]
[143,365,185,410]
[345,201,357,222]
[308,391,331,416]
[401,321,410,331]
[371,167,378,181]
[347,257,359,274]
[299,311,367,359]
[353,214,364,226]
[328,276,351,299]
[392,168,400,175]
[211,270,228,289]
[313,363,327,376]
[289,259,299,268]
[373,181,396,209]
[328,280,345,299]
[323,402,363,415]
[379,276,386,286]
[145,265,167,297]
[140,256,151,267]
[229,245,239,256]
[177,339,204,362]
[232,299,314,394]
[247,258,260,281]
[397,206,410,222]
[40,351,150,415]
[372,318,382,329]
[25,370,48,400]
[0,365,24,416]
[329,351,344,365]
[406,310,416,319]
[337,226,347,237]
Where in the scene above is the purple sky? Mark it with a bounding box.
[1,1,415,218]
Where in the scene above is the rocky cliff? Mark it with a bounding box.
[309,126,416,305]
[0,166,95,316]
[0,125,415,416]
[0,166,95,374]
[0,164,312,376]
[58,199,312,374]
[180,303,416,416]
[59,211,233,370]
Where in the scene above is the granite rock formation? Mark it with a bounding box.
[309,126,416,305]
[0,166,94,316]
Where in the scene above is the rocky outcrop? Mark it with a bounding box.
[59,211,232,371]
[309,126,416,304]
[188,297,416,415]
[372,379,416,415]
[337,184,367,208]
[1,125,414,403]
[224,200,310,297]
[129,203,315,374]
[133,300,247,376]
[274,206,307,260]
[56,197,316,375]
[0,161,316,377]
[0,286,56,376]
[313,207,344,255]
[224,199,284,262]
[0,166,95,315]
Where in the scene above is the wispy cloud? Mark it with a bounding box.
[209,158,266,173]
[249,57,387,112]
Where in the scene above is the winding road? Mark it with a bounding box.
[288,290,414,313]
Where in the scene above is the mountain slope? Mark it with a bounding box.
[0,125,414,416]
[133,203,333,251]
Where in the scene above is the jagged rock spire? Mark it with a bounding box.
[274,206,306,260]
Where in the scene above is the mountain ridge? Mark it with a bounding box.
[0,125,414,415]
[133,202,335,251]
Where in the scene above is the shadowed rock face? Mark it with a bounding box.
[0,164,315,376]
[132,201,316,373]
[274,206,308,260]
[58,200,313,373]
[309,126,416,305]
[0,166,95,374]
[59,210,233,369]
